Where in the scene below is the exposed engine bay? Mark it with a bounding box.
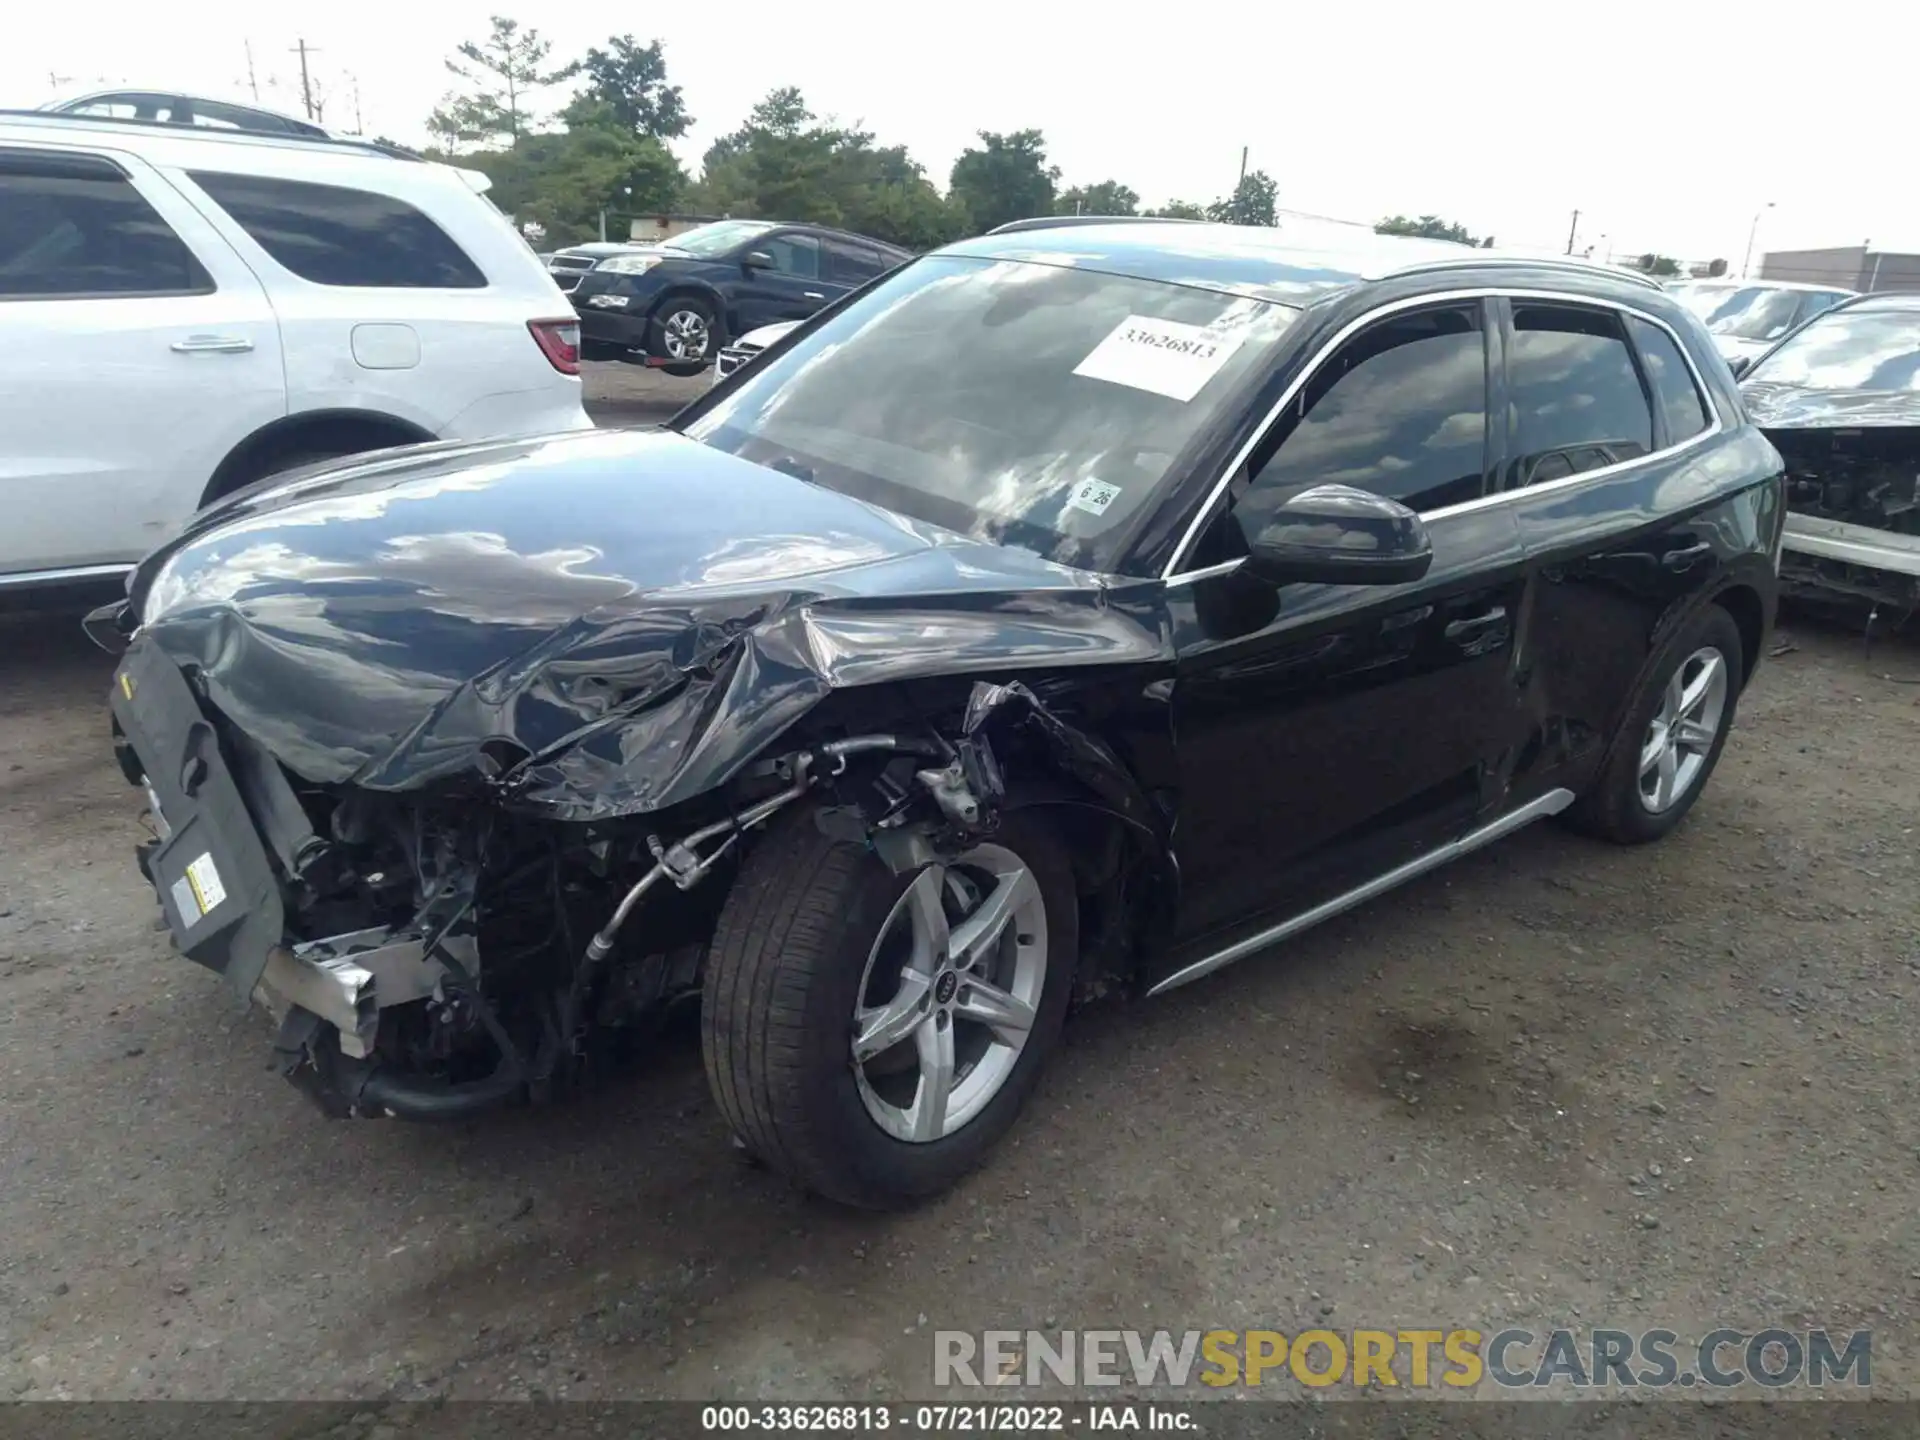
[1766,426,1920,609]
[109,627,1157,1123]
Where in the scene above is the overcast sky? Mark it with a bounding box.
[10,0,1915,267]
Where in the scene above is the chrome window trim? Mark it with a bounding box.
[1160,287,1725,583]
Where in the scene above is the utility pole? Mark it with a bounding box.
[243,41,260,102]
[289,38,318,121]
[48,70,75,90]
[348,73,363,134]
[1237,145,1249,188]
[1565,209,1580,255]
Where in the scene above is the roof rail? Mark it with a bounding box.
[986,214,1202,236]
[1390,253,1665,291]
[0,108,422,162]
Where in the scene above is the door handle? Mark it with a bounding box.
[1662,541,1713,571]
[802,291,824,300]
[171,335,254,354]
[1443,605,1508,641]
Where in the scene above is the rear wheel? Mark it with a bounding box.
[702,809,1075,1209]
[1565,605,1744,844]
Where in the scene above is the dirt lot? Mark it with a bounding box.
[3,385,1917,1401]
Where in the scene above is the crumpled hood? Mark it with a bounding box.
[1742,381,1920,429]
[131,429,1163,820]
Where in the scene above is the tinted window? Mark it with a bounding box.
[759,233,820,279]
[823,238,886,284]
[1246,304,1488,516]
[188,172,485,288]
[1508,305,1652,485]
[0,152,212,298]
[1627,316,1709,443]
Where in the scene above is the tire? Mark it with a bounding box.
[1564,604,1745,844]
[648,295,719,373]
[702,808,1076,1209]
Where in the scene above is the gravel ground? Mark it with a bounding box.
[2,380,1916,1402]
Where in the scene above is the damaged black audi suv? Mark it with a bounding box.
[94,221,1784,1208]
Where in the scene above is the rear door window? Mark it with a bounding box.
[1506,303,1653,485]
[1626,315,1710,444]
[0,150,213,298]
[822,239,886,284]
[188,171,486,288]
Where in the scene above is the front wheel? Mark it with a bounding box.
[702,810,1076,1209]
[648,296,718,374]
[1564,604,1745,844]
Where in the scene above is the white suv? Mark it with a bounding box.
[0,110,591,594]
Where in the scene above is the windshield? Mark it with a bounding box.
[662,220,776,257]
[1746,308,1920,392]
[678,256,1301,575]
[1673,285,1846,342]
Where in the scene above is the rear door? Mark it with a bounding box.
[1492,296,1731,808]
[1162,299,1532,960]
[0,145,284,579]
[731,231,835,334]
[172,165,580,440]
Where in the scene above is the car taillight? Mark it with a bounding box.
[528,318,580,375]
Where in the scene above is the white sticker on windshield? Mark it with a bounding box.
[1073,314,1246,402]
[1064,477,1122,517]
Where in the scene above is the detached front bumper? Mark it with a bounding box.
[109,638,458,1065]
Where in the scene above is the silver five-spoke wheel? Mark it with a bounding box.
[851,845,1048,1143]
[1638,644,1728,813]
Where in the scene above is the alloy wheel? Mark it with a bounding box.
[661,308,710,361]
[1637,645,1729,813]
[850,844,1048,1143]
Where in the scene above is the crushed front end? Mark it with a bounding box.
[1768,425,1920,609]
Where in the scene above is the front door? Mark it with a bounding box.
[0,145,285,579]
[731,231,842,334]
[1159,299,1532,970]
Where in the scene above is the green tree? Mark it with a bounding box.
[430,15,575,148]
[688,88,965,249]
[573,35,690,139]
[1637,253,1682,276]
[1375,213,1484,245]
[1055,180,1139,217]
[1207,169,1277,227]
[468,102,685,244]
[949,130,1059,233]
[1145,199,1207,220]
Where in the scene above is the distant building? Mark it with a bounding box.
[1759,245,1920,294]
[626,213,729,243]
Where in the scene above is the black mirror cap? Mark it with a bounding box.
[1243,483,1434,588]
[742,250,775,270]
[1726,354,1753,380]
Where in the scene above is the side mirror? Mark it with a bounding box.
[741,250,775,271]
[1726,354,1753,380]
[1242,484,1433,588]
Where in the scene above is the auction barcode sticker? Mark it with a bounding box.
[1073,314,1246,402]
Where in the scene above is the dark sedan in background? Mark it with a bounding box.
[568,218,910,375]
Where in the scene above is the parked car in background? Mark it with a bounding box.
[1739,292,1920,608]
[544,241,647,295]
[569,218,911,375]
[0,108,589,597]
[1668,279,1855,367]
[96,223,1779,1208]
[712,319,799,384]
